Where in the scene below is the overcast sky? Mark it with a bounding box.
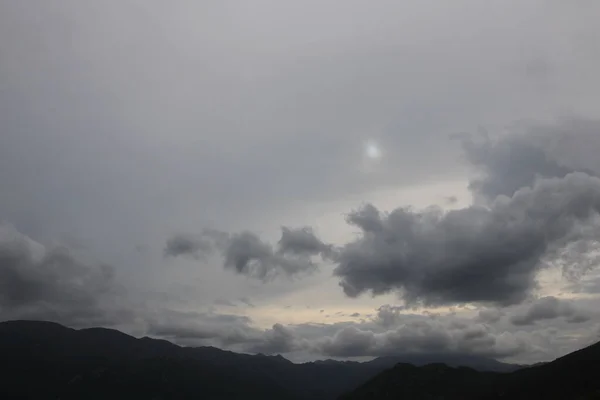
[2,0,600,364]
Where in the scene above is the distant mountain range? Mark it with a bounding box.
[0,320,583,400]
[341,339,600,399]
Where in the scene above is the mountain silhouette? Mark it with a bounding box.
[340,340,600,399]
[0,320,527,399]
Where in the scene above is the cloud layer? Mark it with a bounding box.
[170,123,600,309]
[2,218,598,364]
[0,224,128,327]
[510,296,590,326]
[312,319,527,359]
[2,1,600,367]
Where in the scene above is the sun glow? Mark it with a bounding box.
[365,142,381,159]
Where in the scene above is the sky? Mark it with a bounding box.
[1,0,600,364]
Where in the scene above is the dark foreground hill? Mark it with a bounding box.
[0,320,518,400]
[340,340,600,400]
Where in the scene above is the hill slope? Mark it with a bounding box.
[0,320,524,399]
[340,340,600,400]
[0,320,380,399]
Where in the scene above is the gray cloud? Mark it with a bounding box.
[0,223,129,327]
[445,196,458,205]
[223,231,317,280]
[278,227,333,257]
[476,309,505,324]
[164,233,214,259]
[145,309,302,355]
[374,304,406,328]
[213,298,237,307]
[510,296,590,326]
[145,309,262,347]
[549,238,600,283]
[213,297,256,308]
[317,326,376,357]
[238,297,255,308]
[248,323,300,354]
[164,230,230,259]
[167,227,333,280]
[140,302,599,363]
[345,203,384,233]
[178,121,600,307]
[462,132,576,200]
[334,172,600,306]
[462,119,600,200]
[313,318,527,359]
[569,274,600,294]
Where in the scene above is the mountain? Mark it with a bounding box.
[0,320,521,400]
[339,363,497,400]
[340,340,600,400]
[0,320,361,399]
[364,353,520,372]
[479,339,600,399]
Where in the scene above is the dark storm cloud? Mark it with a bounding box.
[510,296,590,326]
[0,224,129,327]
[334,172,600,306]
[166,227,333,280]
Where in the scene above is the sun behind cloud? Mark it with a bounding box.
[365,142,382,159]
